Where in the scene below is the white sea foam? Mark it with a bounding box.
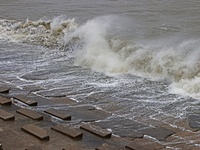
[1,16,200,99]
[0,16,78,47]
[63,16,200,99]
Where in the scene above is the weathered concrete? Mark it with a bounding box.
[126,142,153,150]
[17,108,43,121]
[95,143,123,150]
[138,126,175,141]
[93,117,145,139]
[0,87,9,93]
[51,124,83,139]
[188,114,200,129]
[0,96,12,105]
[0,109,15,121]
[21,124,50,141]
[66,106,111,122]
[126,138,165,150]
[25,146,44,150]
[44,108,71,120]
[62,145,86,150]
[80,123,112,138]
[14,95,38,106]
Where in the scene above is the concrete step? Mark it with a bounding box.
[21,124,50,141]
[44,108,71,120]
[80,123,112,138]
[0,87,9,93]
[51,124,83,139]
[0,96,12,105]
[14,95,38,106]
[16,108,43,121]
[0,109,15,121]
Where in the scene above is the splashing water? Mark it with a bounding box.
[1,16,200,99]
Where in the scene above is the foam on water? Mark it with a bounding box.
[1,16,200,99]
[0,16,77,47]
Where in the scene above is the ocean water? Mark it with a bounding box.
[1,0,200,143]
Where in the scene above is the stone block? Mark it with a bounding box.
[80,123,112,138]
[51,124,83,139]
[44,108,71,120]
[0,96,12,105]
[14,95,38,106]
[17,108,43,121]
[0,109,15,121]
[21,124,49,141]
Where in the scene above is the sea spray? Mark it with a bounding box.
[64,18,200,98]
[1,16,200,99]
[64,16,129,74]
[0,16,77,47]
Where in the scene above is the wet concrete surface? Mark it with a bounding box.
[0,84,200,150]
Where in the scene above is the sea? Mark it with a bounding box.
[1,0,200,145]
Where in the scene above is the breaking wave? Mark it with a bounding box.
[1,16,200,99]
[0,16,77,47]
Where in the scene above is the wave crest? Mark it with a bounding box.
[0,16,78,47]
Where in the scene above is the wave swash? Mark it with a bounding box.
[1,16,200,99]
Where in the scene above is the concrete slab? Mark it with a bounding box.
[17,108,43,121]
[0,96,12,105]
[21,124,50,141]
[126,142,153,150]
[188,114,200,129]
[44,108,71,120]
[126,138,165,150]
[0,109,15,121]
[0,87,9,93]
[53,97,77,104]
[51,124,83,139]
[0,127,3,132]
[14,95,38,106]
[139,126,175,141]
[93,117,145,139]
[80,123,112,138]
[25,146,44,150]
[95,143,123,150]
[62,145,85,150]
[66,106,111,122]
